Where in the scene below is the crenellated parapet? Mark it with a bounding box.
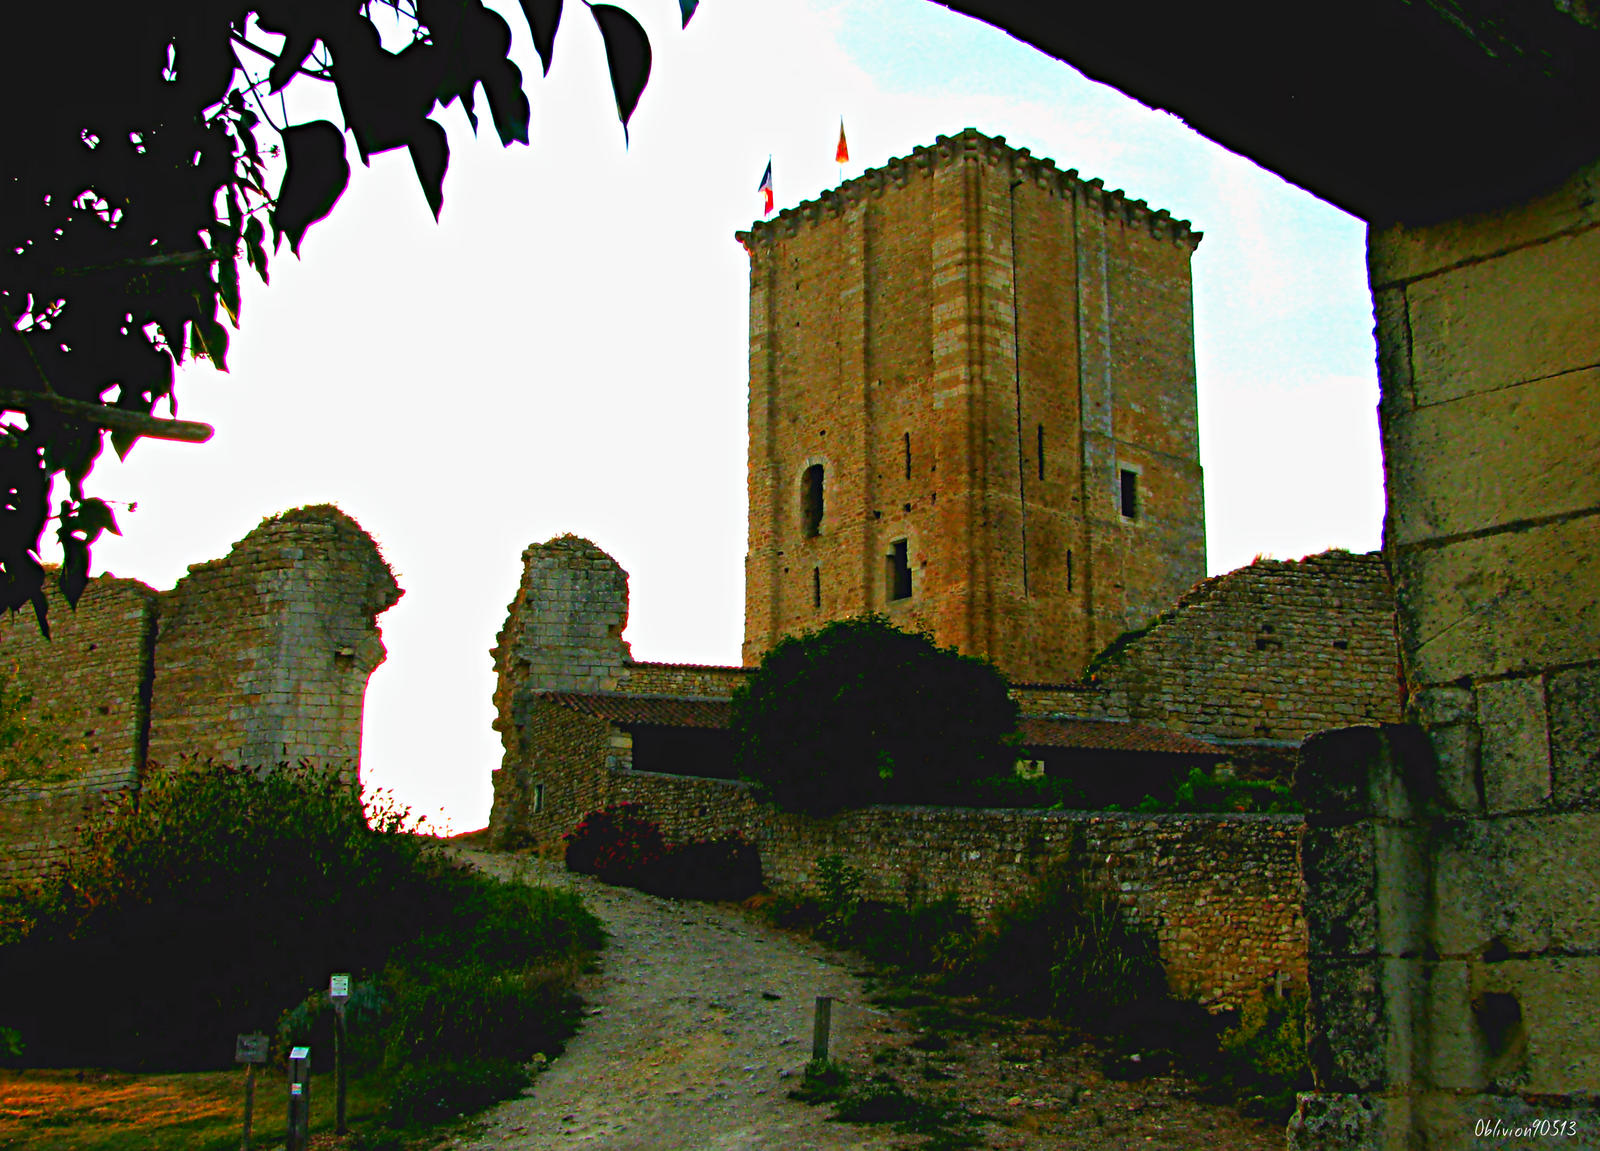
[735,127,1201,253]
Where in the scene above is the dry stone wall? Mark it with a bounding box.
[1086,550,1400,747]
[0,505,399,882]
[607,768,1305,1011]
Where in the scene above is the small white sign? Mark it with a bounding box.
[290,1046,311,1061]
[330,974,351,999]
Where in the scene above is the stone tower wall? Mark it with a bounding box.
[739,128,1205,683]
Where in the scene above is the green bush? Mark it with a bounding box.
[731,615,1020,815]
[1134,766,1299,813]
[963,866,1166,1026]
[1205,990,1312,1120]
[0,761,600,1079]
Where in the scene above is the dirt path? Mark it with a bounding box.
[444,849,1290,1151]
[445,849,906,1151]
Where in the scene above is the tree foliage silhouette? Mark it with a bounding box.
[0,0,683,633]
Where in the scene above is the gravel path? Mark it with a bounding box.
[444,850,907,1151]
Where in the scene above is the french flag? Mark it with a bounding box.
[758,158,774,216]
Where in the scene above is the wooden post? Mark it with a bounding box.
[812,995,833,1063]
[334,1001,348,1135]
[240,1063,255,1151]
[235,1033,268,1151]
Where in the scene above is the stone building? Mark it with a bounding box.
[0,504,400,882]
[739,129,1206,685]
[924,2,1600,1145]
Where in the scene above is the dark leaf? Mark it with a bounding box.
[29,589,49,639]
[481,57,531,147]
[269,29,317,93]
[678,0,698,28]
[193,313,230,371]
[589,4,651,144]
[111,431,140,461]
[273,121,351,256]
[60,535,89,607]
[520,0,562,75]
[74,498,121,539]
[408,120,449,220]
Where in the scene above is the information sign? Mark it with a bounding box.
[329,973,350,1001]
[235,1034,269,1064]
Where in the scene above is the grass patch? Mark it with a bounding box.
[0,1066,392,1151]
[787,1058,981,1149]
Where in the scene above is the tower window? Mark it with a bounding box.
[1037,424,1045,482]
[887,539,912,601]
[801,464,825,537]
[1119,468,1139,519]
[1066,548,1073,592]
[903,432,911,479]
[533,783,545,814]
[812,566,822,609]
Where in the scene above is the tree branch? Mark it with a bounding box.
[0,391,214,444]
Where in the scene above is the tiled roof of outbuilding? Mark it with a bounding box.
[541,692,733,730]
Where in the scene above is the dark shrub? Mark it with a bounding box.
[643,833,763,901]
[563,803,666,885]
[388,1056,530,1127]
[731,615,1019,815]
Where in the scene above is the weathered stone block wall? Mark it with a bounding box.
[0,577,157,883]
[0,505,399,882]
[1291,158,1600,1149]
[1086,550,1399,748]
[739,128,1206,685]
[490,536,630,769]
[146,506,401,784]
[605,768,1305,1011]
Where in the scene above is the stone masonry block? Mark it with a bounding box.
[1393,514,1600,685]
[1385,366,1600,548]
[1307,957,1415,1093]
[1548,665,1600,808]
[1469,956,1600,1096]
[1431,814,1600,957]
[1404,226,1600,406]
[1477,677,1552,813]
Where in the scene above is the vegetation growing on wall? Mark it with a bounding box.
[564,802,763,901]
[0,667,71,785]
[731,615,1021,815]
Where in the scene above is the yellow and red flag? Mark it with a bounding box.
[836,119,849,165]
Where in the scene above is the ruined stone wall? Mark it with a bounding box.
[490,536,630,770]
[606,769,1304,1011]
[1290,159,1600,1148]
[0,577,158,883]
[1089,550,1400,745]
[0,505,399,882]
[146,506,401,784]
[739,128,1205,685]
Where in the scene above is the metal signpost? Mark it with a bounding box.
[286,1045,311,1151]
[234,1033,268,1151]
[330,973,351,1135]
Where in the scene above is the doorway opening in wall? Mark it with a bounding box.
[1120,468,1139,520]
[887,539,912,600]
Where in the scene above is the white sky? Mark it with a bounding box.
[76,0,1384,832]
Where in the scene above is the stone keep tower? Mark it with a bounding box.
[738,129,1207,684]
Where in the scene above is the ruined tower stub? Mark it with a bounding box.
[737,128,1207,684]
[144,505,402,785]
[489,536,631,765]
